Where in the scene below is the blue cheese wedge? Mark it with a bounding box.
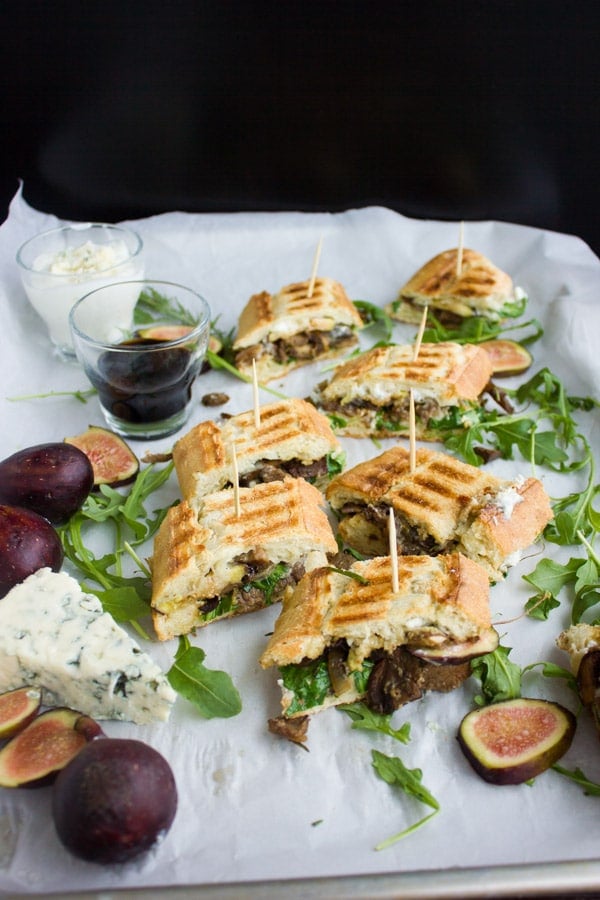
[0,568,177,724]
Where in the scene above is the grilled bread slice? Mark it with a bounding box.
[313,341,493,439]
[327,445,553,582]
[233,277,363,382]
[260,553,494,726]
[173,398,344,504]
[386,248,521,325]
[151,476,338,640]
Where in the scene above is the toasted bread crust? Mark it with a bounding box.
[327,445,553,581]
[313,342,493,438]
[317,341,492,406]
[151,477,338,640]
[232,277,363,382]
[260,552,491,670]
[173,398,342,503]
[234,277,363,349]
[386,248,514,322]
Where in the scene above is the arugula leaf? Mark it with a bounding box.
[58,461,175,624]
[371,750,440,849]
[354,300,394,343]
[553,764,600,796]
[326,450,346,478]
[133,287,200,327]
[338,703,411,743]
[420,308,541,347]
[167,636,242,719]
[7,388,97,403]
[279,658,374,717]
[243,563,290,605]
[205,348,288,399]
[470,645,522,706]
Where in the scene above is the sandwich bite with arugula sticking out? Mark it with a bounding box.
[385,248,527,326]
[326,444,553,583]
[313,340,494,440]
[150,476,338,641]
[172,398,345,504]
[260,553,497,744]
[232,277,364,383]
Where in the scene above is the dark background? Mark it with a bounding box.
[1,1,600,252]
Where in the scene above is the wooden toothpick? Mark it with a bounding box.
[389,507,399,593]
[456,220,465,277]
[252,358,261,429]
[231,443,241,518]
[412,304,428,361]
[307,235,323,299]
[409,389,416,474]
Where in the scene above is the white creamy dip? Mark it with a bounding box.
[20,237,144,356]
[34,239,131,276]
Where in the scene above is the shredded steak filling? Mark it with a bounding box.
[235,324,357,370]
[199,558,306,617]
[238,456,328,487]
[341,503,443,556]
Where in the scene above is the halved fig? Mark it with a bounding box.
[65,425,139,488]
[0,707,104,788]
[137,324,194,342]
[457,697,576,785]
[479,339,533,376]
[0,687,42,739]
[408,627,499,665]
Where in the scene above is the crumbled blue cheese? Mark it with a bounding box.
[0,568,177,724]
[492,478,525,520]
[34,240,130,275]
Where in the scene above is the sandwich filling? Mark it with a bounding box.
[233,278,364,380]
[386,248,526,325]
[260,554,494,738]
[313,342,494,439]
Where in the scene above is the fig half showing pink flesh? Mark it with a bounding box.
[0,686,42,739]
[457,697,576,785]
[407,627,499,665]
[0,707,104,788]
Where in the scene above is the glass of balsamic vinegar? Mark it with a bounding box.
[70,280,211,440]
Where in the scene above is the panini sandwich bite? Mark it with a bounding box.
[313,340,493,439]
[385,247,526,325]
[172,398,345,503]
[150,476,338,641]
[260,553,497,742]
[232,276,364,382]
[326,445,553,583]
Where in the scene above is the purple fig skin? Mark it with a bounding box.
[52,738,177,864]
[0,442,94,524]
[0,505,64,598]
[0,707,104,788]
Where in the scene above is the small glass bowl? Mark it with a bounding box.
[16,222,144,360]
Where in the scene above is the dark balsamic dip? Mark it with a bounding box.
[93,335,197,424]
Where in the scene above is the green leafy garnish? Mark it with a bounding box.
[243,562,290,605]
[338,703,411,743]
[167,636,242,719]
[279,657,374,717]
[420,308,541,347]
[553,764,600,796]
[326,450,345,478]
[205,348,288,399]
[371,750,440,849]
[470,644,522,706]
[58,462,174,636]
[7,388,97,403]
[354,300,394,344]
[133,287,200,327]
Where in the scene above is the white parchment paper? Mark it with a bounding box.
[1,187,600,895]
